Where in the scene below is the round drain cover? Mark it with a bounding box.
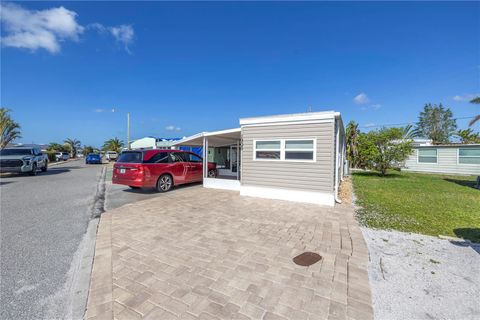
[293,252,322,266]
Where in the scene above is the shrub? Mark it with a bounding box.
[45,151,57,162]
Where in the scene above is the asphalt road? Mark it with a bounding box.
[0,160,105,320]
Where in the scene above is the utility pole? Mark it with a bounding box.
[127,112,131,150]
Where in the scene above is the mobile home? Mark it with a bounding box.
[173,111,346,206]
[404,144,480,175]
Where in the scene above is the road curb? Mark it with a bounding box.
[49,158,80,166]
[71,165,107,320]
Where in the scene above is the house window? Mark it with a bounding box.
[459,148,480,164]
[285,140,314,160]
[254,139,315,161]
[418,148,437,163]
[255,140,281,160]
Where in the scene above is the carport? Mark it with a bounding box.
[173,128,241,191]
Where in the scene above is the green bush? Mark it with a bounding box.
[45,151,57,162]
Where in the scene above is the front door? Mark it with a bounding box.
[230,145,239,173]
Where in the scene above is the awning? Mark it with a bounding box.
[173,128,241,147]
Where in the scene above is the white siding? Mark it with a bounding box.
[241,121,335,193]
[404,147,480,175]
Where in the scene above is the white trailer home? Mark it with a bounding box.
[404,144,480,175]
[173,111,346,206]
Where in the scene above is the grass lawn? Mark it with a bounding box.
[352,171,480,242]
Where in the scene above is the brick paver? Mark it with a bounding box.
[86,186,373,320]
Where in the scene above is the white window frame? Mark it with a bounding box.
[417,148,438,164]
[457,147,480,165]
[253,138,317,163]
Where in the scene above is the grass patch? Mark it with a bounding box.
[352,171,480,243]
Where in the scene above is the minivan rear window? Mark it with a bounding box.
[117,152,142,163]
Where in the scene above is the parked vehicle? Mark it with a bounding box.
[105,151,118,162]
[112,150,217,192]
[55,152,69,161]
[0,146,48,175]
[85,153,102,164]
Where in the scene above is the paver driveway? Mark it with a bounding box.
[86,186,373,320]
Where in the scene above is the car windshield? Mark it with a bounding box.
[117,152,142,163]
[0,149,32,156]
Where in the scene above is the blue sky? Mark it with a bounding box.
[1,1,479,147]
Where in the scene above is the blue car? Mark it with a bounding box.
[85,153,102,164]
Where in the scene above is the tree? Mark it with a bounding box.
[47,142,68,152]
[0,108,21,149]
[357,127,413,176]
[456,129,480,144]
[346,121,360,168]
[82,145,95,155]
[414,103,457,144]
[400,124,416,139]
[469,97,480,126]
[64,138,81,158]
[102,137,124,153]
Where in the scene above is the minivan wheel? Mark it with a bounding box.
[156,174,173,192]
[41,162,48,172]
[29,163,37,176]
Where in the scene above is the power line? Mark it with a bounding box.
[358,115,478,129]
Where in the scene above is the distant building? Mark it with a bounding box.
[412,138,432,146]
[130,137,181,150]
[404,144,480,175]
[6,143,49,151]
[129,137,202,155]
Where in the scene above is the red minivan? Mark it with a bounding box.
[112,150,217,192]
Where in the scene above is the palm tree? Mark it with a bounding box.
[64,138,81,158]
[346,121,360,168]
[102,137,124,153]
[469,97,480,126]
[401,124,416,139]
[47,142,66,152]
[82,145,95,156]
[0,108,21,149]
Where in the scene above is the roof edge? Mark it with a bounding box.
[240,111,338,126]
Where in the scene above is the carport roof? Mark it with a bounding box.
[172,128,241,147]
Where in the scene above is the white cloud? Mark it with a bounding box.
[0,3,134,54]
[0,3,84,53]
[165,125,181,132]
[88,23,134,53]
[94,108,105,113]
[353,93,370,105]
[453,94,479,102]
[361,103,382,111]
[364,123,376,128]
[110,25,134,53]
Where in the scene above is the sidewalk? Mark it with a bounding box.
[85,187,373,320]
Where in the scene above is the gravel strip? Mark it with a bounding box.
[362,227,480,320]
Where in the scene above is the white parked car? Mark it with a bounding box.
[105,151,118,162]
[55,152,69,161]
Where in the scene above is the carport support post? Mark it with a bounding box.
[236,140,240,180]
[203,136,208,178]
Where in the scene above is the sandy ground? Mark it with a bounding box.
[362,228,480,320]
